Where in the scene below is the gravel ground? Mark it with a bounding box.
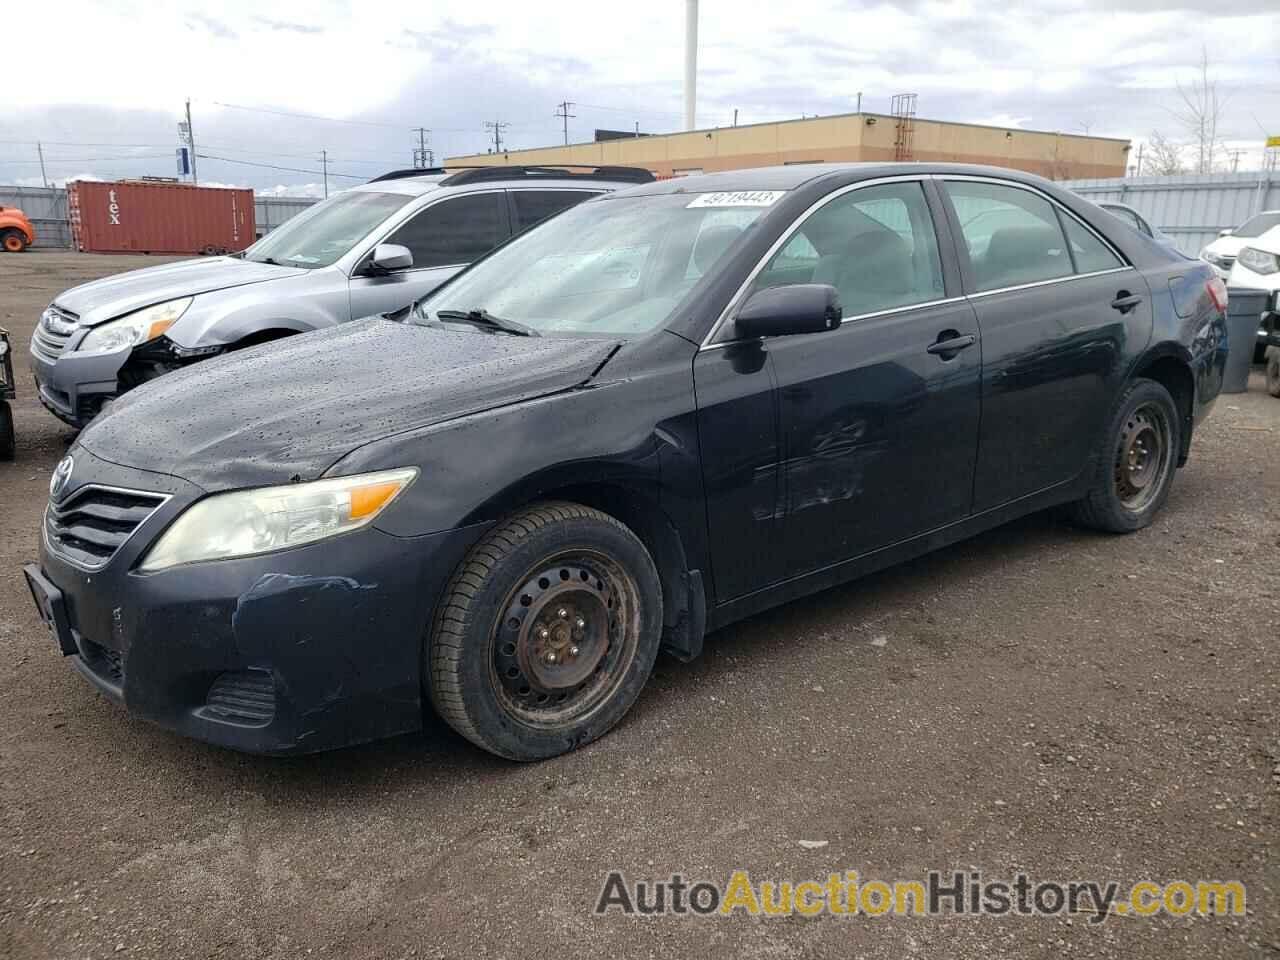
[1,251,1277,959]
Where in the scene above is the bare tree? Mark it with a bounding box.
[1169,47,1227,174]
[1145,130,1186,176]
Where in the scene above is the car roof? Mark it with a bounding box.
[612,162,1063,198]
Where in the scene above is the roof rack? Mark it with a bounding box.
[367,168,450,183]
[439,165,655,187]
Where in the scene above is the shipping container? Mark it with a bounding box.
[67,180,255,255]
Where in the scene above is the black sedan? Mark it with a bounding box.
[23,163,1229,760]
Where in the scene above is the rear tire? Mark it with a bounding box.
[1266,352,1280,398]
[1069,378,1180,533]
[1,229,27,253]
[0,402,15,460]
[427,501,662,760]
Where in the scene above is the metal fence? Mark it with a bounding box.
[0,185,71,248]
[254,196,318,239]
[1063,171,1279,257]
[0,185,317,248]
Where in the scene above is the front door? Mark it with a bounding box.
[698,179,982,592]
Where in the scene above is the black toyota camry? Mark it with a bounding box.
[24,163,1228,760]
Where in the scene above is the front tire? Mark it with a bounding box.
[1266,352,1280,398]
[1069,378,1180,533]
[1,229,28,253]
[427,502,663,760]
[0,402,14,460]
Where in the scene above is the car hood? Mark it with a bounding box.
[1204,235,1249,258]
[76,319,620,489]
[1241,225,1280,257]
[54,256,308,326]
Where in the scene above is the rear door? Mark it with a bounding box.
[940,178,1152,511]
[347,191,510,319]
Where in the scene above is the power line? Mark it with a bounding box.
[0,155,172,164]
[195,153,366,180]
[208,101,478,134]
[211,100,411,130]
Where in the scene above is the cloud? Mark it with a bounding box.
[2,0,1277,191]
[184,12,237,40]
[253,16,324,35]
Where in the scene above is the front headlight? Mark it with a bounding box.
[77,297,193,353]
[1236,247,1280,276]
[138,468,418,572]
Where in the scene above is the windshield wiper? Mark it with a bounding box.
[434,309,540,337]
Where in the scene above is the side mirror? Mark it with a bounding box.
[734,284,842,339]
[1218,228,1234,238]
[366,243,413,274]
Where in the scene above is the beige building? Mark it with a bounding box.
[448,111,1130,180]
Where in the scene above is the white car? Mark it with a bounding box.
[1227,225,1280,370]
[1200,210,1280,278]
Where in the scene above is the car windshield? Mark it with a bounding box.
[242,190,409,268]
[414,192,778,337]
[1234,212,1280,238]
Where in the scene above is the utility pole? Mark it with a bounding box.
[1229,149,1242,172]
[733,108,738,127]
[856,91,863,113]
[555,101,576,145]
[36,141,48,188]
[484,121,509,154]
[1134,142,1144,177]
[684,0,698,131]
[321,150,328,198]
[185,98,199,185]
[412,127,432,168]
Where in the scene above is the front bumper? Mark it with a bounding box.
[29,339,131,427]
[25,447,485,755]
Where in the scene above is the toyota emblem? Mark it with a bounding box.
[49,455,74,500]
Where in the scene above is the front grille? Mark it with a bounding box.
[203,671,276,726]
[81,638,124,686]
[31,304,80,362]
[45,485,167,569]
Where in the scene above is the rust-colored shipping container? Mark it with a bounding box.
[67,180,255,255]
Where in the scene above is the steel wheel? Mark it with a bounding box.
[491,550,641,728]
[1112,401,1173,512]
[2,231,26,253]
[428,501,663,760]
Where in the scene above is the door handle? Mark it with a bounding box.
[1111,291,1144,314]
[926,333,976,357]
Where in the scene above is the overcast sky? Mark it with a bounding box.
[4,0,1278,195]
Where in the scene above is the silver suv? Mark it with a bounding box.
[30,165,652,427]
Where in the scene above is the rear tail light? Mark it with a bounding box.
[1206,276,1228,314]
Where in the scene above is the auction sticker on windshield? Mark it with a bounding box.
[687,191,785,208]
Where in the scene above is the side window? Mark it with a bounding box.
[749,181,945,317]
[387,193,508,269]
[511,190,595,233]
[945,181,1071,291]
[1060,215,1124,273]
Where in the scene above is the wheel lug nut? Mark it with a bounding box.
[557,607,568,619]
[575,617,585,629]
[546,652,557,664]
[569,645,580,657]
[538,627,549,640]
